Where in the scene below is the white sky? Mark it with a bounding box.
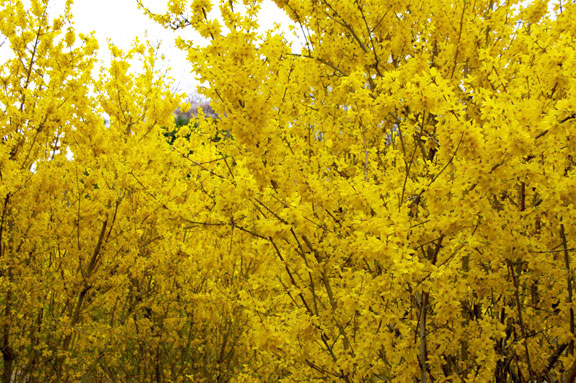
[44,0,296,95]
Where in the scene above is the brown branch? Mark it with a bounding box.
[529,248,576,253]
[417,290,429,383]
[0,194,9,260]
[508,260,535,379]
[559,114,576,124]
[547,342,568,373]
[355,0,385,77]
[253,198,289,225]
[87,219,108,275]
[269,237,313,314]
[562,223,575,354]
[321,0,369,55]
[289,53,349,76]
[563,358,576,383]
[450,1,467,79]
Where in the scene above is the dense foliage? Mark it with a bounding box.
[2,0,576,382]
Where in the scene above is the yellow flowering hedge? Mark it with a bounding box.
[2,0,576,382]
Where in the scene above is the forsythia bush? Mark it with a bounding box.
[2,0,576,382]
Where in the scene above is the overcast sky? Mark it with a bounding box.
[45,0,296,95]
[8,0,549,98]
